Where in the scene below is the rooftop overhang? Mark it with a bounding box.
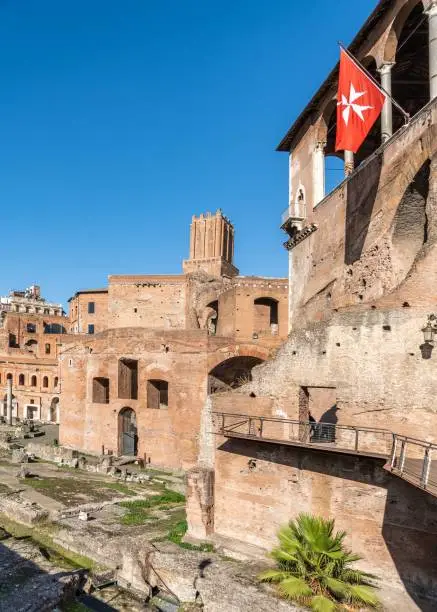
[276,0,393,153]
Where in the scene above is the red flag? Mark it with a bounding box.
[335,49,386,153]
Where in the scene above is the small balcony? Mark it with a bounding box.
[280,201,306,238]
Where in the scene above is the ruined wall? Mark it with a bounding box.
[107,276,187,330]
[2,311,67,358]
[212,437,437,603]
[233,278,288,341]
[235,308,437,442]
[289,106,437,327]
[59,344,89,449]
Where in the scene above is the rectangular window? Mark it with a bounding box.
[88,302,95,314]
[147,380,169,409]
[45,343,51,354]
[92,377,110,403]
[118,359,138,400]
[88,324,95,334]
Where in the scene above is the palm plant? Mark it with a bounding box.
[258,513,380,611]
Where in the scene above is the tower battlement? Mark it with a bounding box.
[183,210,239,277]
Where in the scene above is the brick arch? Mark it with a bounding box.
[384,0,426,62]
[315,97,337,145]
[207,344,271,373]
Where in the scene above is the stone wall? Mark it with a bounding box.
[211,437,437,604]
[107,275,187,330]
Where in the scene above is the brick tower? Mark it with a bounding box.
[183,210,239,277]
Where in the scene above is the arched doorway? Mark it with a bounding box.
[208,356,264,394]
[118,407,138,456]
[49,397,59,423]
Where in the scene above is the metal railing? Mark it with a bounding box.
[213,412,437,495]
[389,433,437,493]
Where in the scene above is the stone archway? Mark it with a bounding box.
[118,407,138,456]
[49,397,59,423]
[208,356,264,394]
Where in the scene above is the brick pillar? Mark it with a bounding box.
[185,467,214,542]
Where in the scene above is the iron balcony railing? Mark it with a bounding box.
[212,412,437,496]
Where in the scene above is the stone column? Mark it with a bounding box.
[378,63,394,142]
[344,150,354,176]
[426,1,437,100]
[313,141,326,206]
[6,378,12,426]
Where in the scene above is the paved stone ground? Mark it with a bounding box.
[0,528,82,611]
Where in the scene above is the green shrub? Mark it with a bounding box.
[258,513,380,611]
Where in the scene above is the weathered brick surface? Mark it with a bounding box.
[59,231,288,468]
[213,438,437,598]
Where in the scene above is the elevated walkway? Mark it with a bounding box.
[213,412,437,498]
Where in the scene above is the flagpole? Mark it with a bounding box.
[338,42,410,124]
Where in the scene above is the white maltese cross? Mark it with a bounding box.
[338,83,373,125]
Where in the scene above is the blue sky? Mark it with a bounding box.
[1,0,376,307]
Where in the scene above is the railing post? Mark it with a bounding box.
[421,447,432,489]
[390,435,397,468]
[354,428,359,452]
[248,417,252,436]
[259,418,264,439]
[399,440,406,474]
[221,413,225,435]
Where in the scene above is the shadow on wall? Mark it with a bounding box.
[345,153,383,265]
[319,404,339,425]
[216,438,437,611]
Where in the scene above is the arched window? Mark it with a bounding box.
[49,397,59,422]
[44,323,66,334]
[254,297,279,336]
[147,380,168,409]
[31,375,37,387]
[18,374,25,386]
[293,185,306,219]
[42,376,49,388]
[6,373,12,382]
[321,101,346,195]
[54,377,59,388]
